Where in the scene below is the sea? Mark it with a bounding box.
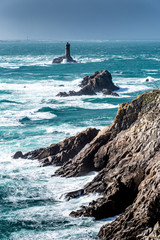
[0,40,160,240]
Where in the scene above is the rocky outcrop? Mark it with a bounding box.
[13,89,160,239]
[13,128,99,167]
[52,55,77,64]
[56,70,119,97]
[79,70,119,92]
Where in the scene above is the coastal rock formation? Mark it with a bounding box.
[13,128,99,167]
[52,42,77,64]
[56,90,160,239]
[56,70,119,97]
[79,70,119,92]
[14,89,160,239]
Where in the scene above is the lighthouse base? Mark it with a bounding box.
[52,56,77,64]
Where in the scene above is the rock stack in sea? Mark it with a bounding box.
[14,89,160,240]
[56,70,119,97]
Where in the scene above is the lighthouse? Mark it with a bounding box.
[52,42,77,64]
[65,42,71,58]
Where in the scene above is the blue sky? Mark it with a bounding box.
[0,0,160,40]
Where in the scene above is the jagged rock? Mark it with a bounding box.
[102,88,119,96]
[13,128,99,167]
[56,70,119,97]
[54,89,142,177]
[79,70,119,92]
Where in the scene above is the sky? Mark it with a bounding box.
[0,0,160,41]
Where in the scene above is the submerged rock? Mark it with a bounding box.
[102,88,119,96]
[52,42,77,64]
[56,70,119,97]
[62,189,84,201]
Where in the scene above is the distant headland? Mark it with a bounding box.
[52,42,77,64]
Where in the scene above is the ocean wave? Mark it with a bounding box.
[19,110,57,121]
[0,109,57,127]
[0,153,106,240]
[50,97,119,110]
[148,57,160,62]
[0,55,53,68]
[74,55,107,63]
[0,99,22,104]
[46,124,87,136]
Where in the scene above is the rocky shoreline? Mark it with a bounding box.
[14,89,160,239]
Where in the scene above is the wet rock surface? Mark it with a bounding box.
[56,70,119,97]
[14,89,160,239]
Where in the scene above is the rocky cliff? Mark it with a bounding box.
[14,89,160,239]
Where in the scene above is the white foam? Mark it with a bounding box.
[0,55,53,68]
[61,58,68,64]
[148,57,160,62]
[0,109,57,127]
[75,56,107,63]
[46,124,87,136]
[21,110,57,120]
[143,76,155,82]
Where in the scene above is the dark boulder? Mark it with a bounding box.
[79,70,119,92]
[13,151,24,159]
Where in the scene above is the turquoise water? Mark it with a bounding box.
[0,41,160,239]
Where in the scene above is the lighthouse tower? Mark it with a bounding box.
[52,42,77,64]
[65,42,71,58]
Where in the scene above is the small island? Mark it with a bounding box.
[52,42,77,64]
